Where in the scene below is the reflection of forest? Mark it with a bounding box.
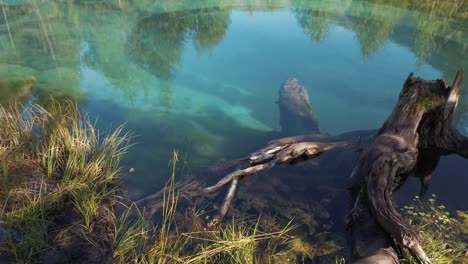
[292,0,466,65]
[127,7,230,111]
[0,0,466,110]
[0,1,82,105]
[129,7,230,80]
[290,0,467,111]
[0,1,234,111]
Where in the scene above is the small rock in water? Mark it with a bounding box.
[128,168,135,173]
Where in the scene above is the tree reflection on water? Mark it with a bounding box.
[127,7,231,112]
[0,0,465,107]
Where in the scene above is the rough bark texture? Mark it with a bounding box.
[348,69,466,264]
[279,78,320,135]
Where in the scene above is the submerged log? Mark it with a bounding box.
[278,78,320,135]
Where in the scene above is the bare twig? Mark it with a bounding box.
[203,161,275,193]
[207,178,239,227]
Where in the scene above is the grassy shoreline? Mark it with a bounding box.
[0,102,466,263]
[0,102,316,263]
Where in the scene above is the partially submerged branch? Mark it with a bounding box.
[207,178,239,227]
[202,140,351,225]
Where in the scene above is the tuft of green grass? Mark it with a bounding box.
[109,150,188,264]
[182,218,296,264]
[110,203,154,263]
[401,194,468,264]
[70,184,105,230]
[0,101,130,262]
[154,151,179,251]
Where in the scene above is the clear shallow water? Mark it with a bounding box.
[0,0,467,206]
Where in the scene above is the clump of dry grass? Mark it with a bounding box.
[0,101,129,262]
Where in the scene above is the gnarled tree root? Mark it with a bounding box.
[348,69,466,264]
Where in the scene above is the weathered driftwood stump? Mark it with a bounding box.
[138,70,467,264]
[348,70,466,264]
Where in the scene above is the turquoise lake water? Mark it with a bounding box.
[0,0,467,206]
